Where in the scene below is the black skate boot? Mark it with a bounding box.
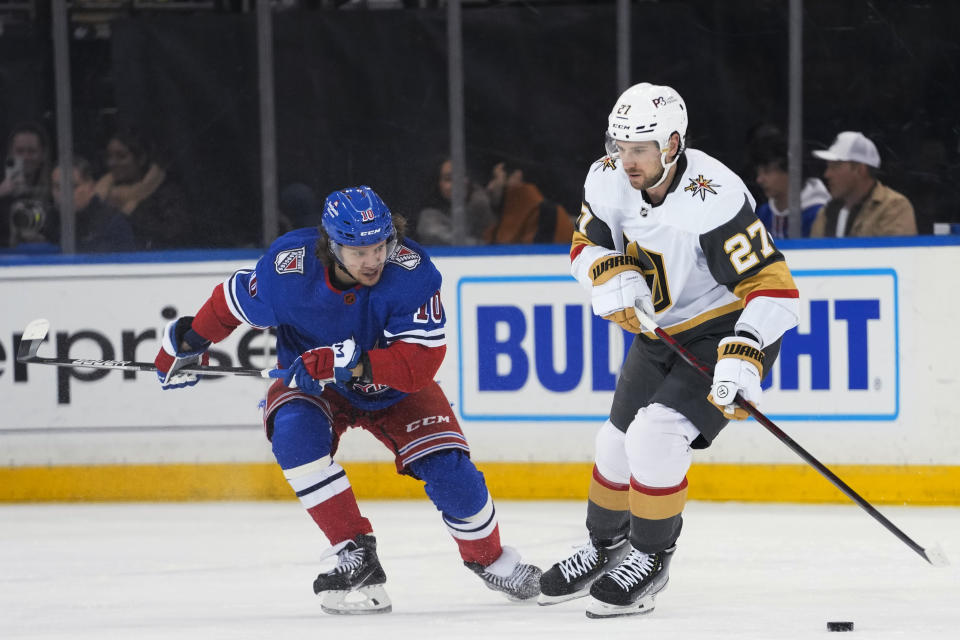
[538,536,629,605]
[585,545,675,618]
[313,533,392,615]
[465,546,543,601]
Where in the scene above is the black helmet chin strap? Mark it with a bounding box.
[328,239,357,283]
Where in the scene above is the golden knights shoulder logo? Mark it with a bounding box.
[684,174,720,201]
[592,156,618,172]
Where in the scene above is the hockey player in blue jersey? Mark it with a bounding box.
[153,185,541,614]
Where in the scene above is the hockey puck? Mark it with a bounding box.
[827,621,854,632]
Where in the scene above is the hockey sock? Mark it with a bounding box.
[272,401,371,545]
[285,457,373,545]
[410,450,502,565]
[628,475,687,553]
[586,465,631,543]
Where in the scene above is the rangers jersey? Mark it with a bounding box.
[570,149,798,345]
[192,228,446,411]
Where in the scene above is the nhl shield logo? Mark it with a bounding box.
[275,247,305,274]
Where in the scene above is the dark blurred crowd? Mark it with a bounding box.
[0,118,947,256]
[1,123,193,254]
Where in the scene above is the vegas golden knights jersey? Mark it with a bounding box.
[570,149,798,344]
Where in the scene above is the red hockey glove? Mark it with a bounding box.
[271,338,361,395]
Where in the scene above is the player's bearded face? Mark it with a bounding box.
[339,240,388,286]
[615,140,665,190]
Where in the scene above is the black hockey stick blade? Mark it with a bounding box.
[17,318,274,378]
[631,305,950,567]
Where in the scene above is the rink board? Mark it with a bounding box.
[1,239,959,502]
[0,461,956,505]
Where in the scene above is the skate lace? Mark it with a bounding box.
[558,541,599,581]
[333,545,365,574]
[607,549,654,590]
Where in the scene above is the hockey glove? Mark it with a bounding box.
[274,338,361,395]
[154,316,211,389]
[589,253,654,333]
[708,335,765,420]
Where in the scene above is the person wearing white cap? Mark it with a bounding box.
[809,131,916,237]
[751,130,830,238]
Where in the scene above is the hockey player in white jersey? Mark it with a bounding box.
[538,83,799,618]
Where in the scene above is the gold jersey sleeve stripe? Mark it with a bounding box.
[733,260,798,302]
[571,229,593,252]
[640,300,743,339]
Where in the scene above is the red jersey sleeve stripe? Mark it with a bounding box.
[570,242,587,263]
[744,288,800,305]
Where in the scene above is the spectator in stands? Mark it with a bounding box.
[1,122,53,248]
[484,160,574,245]
[52,157,135,253]
[750,131,829,239]
[96,126,194,249]
[810,131,917,237]
[416,157,495,245]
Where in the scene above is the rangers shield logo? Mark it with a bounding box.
[275,247,305,274]
[388,244,421,270]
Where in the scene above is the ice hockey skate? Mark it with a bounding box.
[584,545,675,618]
[465,546,542,601]
[313,533,392,615]
[538,536,629,605]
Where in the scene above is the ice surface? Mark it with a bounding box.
[0,500,957,639]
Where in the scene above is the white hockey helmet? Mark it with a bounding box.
[605,83,688,182]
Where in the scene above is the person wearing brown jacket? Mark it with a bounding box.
[483,161,575,244]
[809,131,917,237]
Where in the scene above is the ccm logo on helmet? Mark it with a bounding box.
[360,227,383,236]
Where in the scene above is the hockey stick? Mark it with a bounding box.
[632,306,949,567]
[16,318,275,378]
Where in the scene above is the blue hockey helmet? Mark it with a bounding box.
[322,186,396,249]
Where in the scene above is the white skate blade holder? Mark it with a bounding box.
[320,585,392,615]
[537,587,591,606]
[585,593,656,619]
